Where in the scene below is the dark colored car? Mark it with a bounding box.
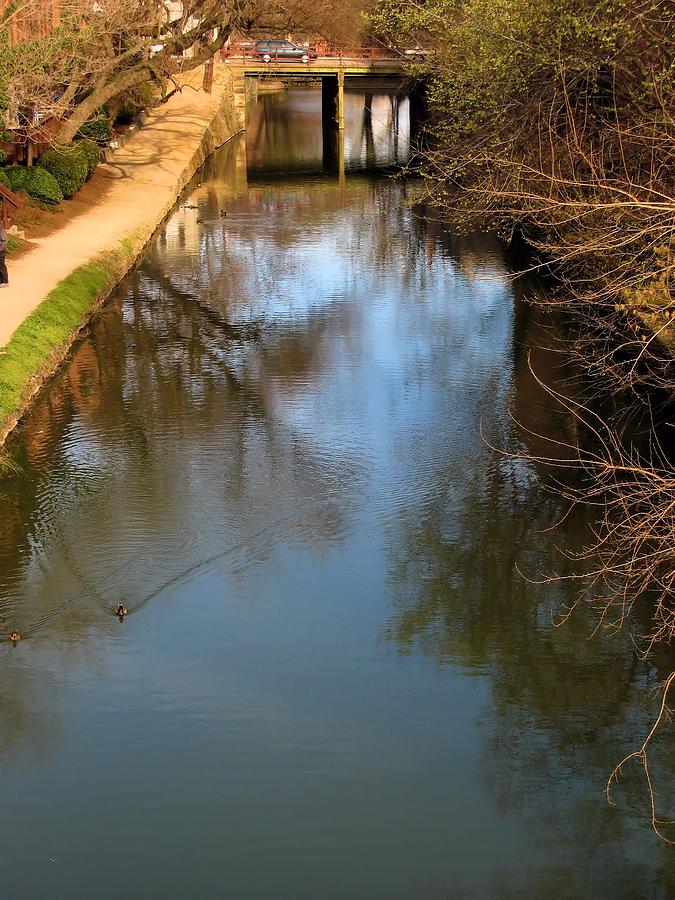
[254,40,317,63]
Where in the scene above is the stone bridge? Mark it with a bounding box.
[224,52,414,131]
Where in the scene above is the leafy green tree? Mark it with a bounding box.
[371,0,674,322]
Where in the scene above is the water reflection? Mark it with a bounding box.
[0,89,672,898]
[246,86,410,177]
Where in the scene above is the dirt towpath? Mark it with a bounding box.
[0,70,235,348]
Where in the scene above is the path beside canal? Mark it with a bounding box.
[0,67,243,349]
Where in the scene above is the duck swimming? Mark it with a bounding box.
[115,603,128,620]
[9,630,20,643]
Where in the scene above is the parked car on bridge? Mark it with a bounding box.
[254,40,317,63]
[231,39,255,55]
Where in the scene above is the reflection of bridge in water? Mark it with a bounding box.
[225,53,424,182]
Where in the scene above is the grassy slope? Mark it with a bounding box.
[0,238,136,444]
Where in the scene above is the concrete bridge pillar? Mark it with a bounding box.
[320,72,345,130]
[337,71,345,131]
[229,65,248,131]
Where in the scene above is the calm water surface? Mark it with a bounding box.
[0,88,672,898]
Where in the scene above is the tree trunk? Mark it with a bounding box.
[56,66,152,144]
[55,29,229,145]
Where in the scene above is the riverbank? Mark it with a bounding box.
[0,66,245,449]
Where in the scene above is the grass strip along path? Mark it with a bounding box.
[0,245,130,451]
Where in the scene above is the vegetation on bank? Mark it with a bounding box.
[0,137,100,208]
[40,139,99,197]
[372,0,673,323]
[371,0,674,836]
[0,241,135,446]
[6,235,23,255]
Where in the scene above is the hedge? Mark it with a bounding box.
[77,138,100,178]
[0,164,63,204]
[24,166,63,204]
[39,144,89,198]
[2,141,98,206]
[3,165,30,192]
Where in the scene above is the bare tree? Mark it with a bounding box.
[1,1,249,143]
[1,0,372,145]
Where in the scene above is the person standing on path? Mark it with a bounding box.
[0,220,8,287]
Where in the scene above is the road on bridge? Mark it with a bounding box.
[222,47,409,78]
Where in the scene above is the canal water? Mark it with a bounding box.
[0,87,672,898]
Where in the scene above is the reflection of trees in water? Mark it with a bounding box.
[160,175,429,324]
[1,180,419,754]
[0,174,425,757]
[386,458,674,892]
[0,286,364,751]
[382,291,675,889]
[1,252,365,600]
[407,201,675,865]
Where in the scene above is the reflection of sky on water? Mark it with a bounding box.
[161,168,517,479]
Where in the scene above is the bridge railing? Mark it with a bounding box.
[220,44,404,64]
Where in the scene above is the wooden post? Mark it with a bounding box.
[337,70,345,131]
[203,58,214,94]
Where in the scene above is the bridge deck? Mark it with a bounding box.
[227,57,407,78]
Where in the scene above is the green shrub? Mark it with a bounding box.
[0,164,63,204]
[77,138,100,178]
[3,165,30,192]
[39,144,88,198]
[78,110,112,143]
[24,166,63,204]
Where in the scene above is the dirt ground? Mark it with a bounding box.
[9,171,115,258]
